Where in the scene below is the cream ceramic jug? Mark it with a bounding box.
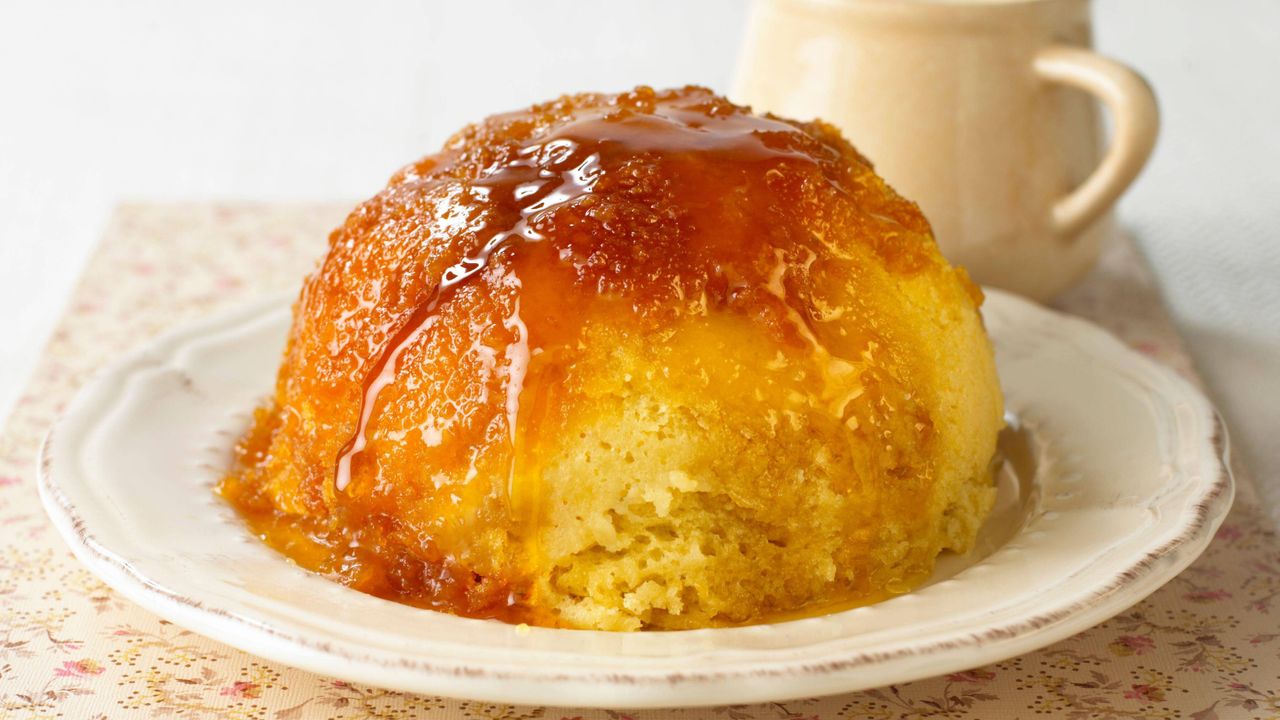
[734,0,1159,300]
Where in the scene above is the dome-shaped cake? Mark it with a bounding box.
[220,86,1004,631]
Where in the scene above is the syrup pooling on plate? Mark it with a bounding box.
[335,92,857,493]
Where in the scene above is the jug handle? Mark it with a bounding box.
[1034,45,1160,239]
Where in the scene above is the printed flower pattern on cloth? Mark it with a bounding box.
[0,204,1273,718]
[1110,635,1157,656]
[219,681,264,700]
[54,659,105,677]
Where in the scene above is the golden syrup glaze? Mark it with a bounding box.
[335,89,866,492]
[219,86,963,625]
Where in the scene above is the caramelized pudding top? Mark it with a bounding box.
[220,86,998,629]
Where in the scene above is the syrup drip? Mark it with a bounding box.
[334,101,846,492]
[333,138,598,490]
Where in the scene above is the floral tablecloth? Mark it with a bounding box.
[1,204,1275,719]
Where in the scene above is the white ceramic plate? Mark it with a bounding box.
[38,289,1232,708]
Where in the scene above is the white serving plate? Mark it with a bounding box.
[38,289,1232,708]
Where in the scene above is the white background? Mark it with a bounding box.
[2,1,1277,511]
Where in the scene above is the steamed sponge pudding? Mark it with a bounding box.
[219,86,1004,631]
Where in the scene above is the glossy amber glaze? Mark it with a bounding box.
[219,86,997,628]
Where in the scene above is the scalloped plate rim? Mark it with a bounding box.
[36,288,1234,708]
